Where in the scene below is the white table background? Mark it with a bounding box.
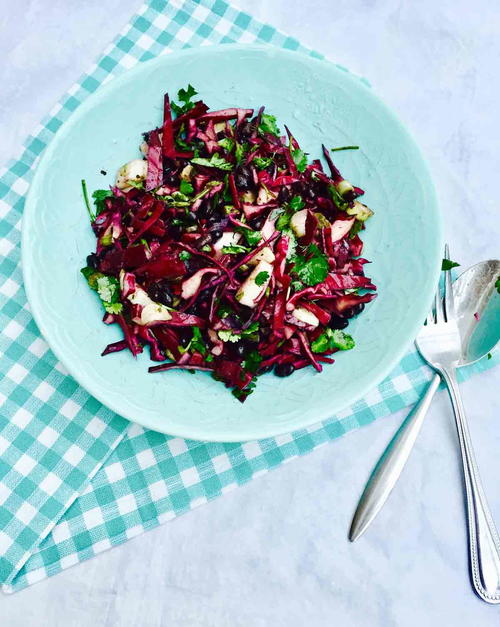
[1,1,499,625]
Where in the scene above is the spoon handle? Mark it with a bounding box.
[349,374,441,542]
[441,366,500,604]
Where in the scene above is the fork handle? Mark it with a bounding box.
[441,366,500,603]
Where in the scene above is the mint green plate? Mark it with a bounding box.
[22,45,442,442]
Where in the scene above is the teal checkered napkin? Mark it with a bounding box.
[0,0,497,592]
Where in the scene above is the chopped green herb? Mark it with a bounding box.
[441,259,461,271]
[191,153,233,171]
[289,195,305,212]
[216,303,233,319]
[259,113,281,137]
[243,350,263,373]
[190,326,207,355]
[81,267,122,315]
[140,238,151,253]
[179,251,192,261]
[218,322,260,344]
[487,353,492,360]
[221,244,249,255]
[239,228,262,247]
[495,276,500,294]
[179,179,194,195]
[255,271,270,286]
[217,329,241,343]
[92,189,113,214]
[218,137,234,152]
[201,244,212,252]
[253,156,273,170]
[171,84,197,116]
[311,327,355,353]
[331,145,359,152]
[292,244,329,286]
[290,278,304,292]
[291,148,307,172]
[234,142,244,164]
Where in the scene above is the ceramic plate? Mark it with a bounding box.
[22,45,442,441]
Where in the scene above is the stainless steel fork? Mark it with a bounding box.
[415,245,500,604]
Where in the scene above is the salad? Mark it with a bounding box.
[81,85,376,402]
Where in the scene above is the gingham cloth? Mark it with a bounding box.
[0,0,497,593]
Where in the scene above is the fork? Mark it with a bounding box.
[415,245,500,604]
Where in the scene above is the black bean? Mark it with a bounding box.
[211,229,223,241]
[278,186,291,204]
[234,165,254,191]
[86,253,99,270]
[345,303,365,318]
[274,362,295,377]
[234,343,246,358]
[178,332,191,348]
[185,211,197,225]
[147,280,173,307]
[250,217,264,230]
[258,364,274,375]
[305,187,316,200]
[328,314,349,330]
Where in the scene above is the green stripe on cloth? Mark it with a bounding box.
[0,0,497,592]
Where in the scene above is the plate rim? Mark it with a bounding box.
[21,43,443,441]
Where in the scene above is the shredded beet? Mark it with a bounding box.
[81,85,376,402]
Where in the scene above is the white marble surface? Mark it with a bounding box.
[1,0,499,625]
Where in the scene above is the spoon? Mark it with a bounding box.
[349,259,500,542]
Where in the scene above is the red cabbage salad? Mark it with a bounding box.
[81,85,376,402]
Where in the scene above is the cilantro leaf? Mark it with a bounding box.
[259,114,280,137]
[221,244,249,255]
[253,157,273,170]
[292,245,329,286]
[218,137,234,152]
[179,251,192,261]
[216,303,233,319]
[441,259,461,271]
[330,329,355,350]
[92,189,113,213]
[291,148,307,172]
[239,228,262,247]
[487,352,492,360]
[171,84,197,116]
[255,271,270,286]
[81,267,122,314]
[243,350,263,373]
[190,327,207,355]
[191,154,233,171]
[234,142,244,164]
[276,211,292,231]
[311,328,355,353]
[218,329,241,343]
[289,195,305,212]
[179,179,194,195]
[496,276,500,294]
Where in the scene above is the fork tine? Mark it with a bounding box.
[443,243,455,322]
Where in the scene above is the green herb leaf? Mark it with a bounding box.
[259,113,281,137]
[496,277,500,294]
[243,350,263,374]
[291,148,307,172]
[201,244,212,252]
[217,329,241,343]
[179,251,192,261]
[234,142,244,164]
[191,154,233,171]
[487,352,492,360]
[92,189,113,213]
[171,84,197,115]
[221,244,249,255]
[239,228,262,247]
[218,137,235,152]
[216,303,233,319]
[179,179,194,195]
[253,156,273,170]
[289,195,305,212]
[441,259,461,271]
[81,267,123,314]
[190,326,207,355]
[292,244,329,286]
[255,271,270,286]
[331,145,359,152]
[311,332,330,353]
[290,278,304,292]
[330,329,355,350]
[276,211,292,231]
